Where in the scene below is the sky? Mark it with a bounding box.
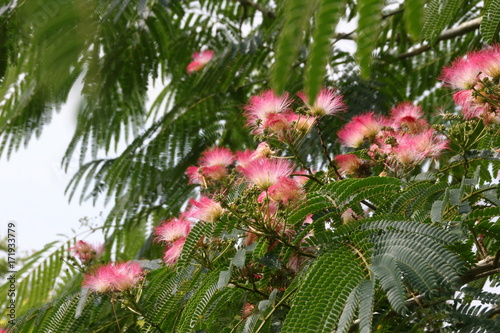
[0,85,107,254]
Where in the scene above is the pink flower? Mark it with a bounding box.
[390,102,428,133]
[477,45,500,77]
[440,53,482,90]
[244,90,293,134]
[199,147,234,168]
[239,158,294,190]
[70,240,104,262]
[187,50,214,73]
[298,88,346,116]
[338,112,382,148]
[334,154,362,176]
[392,130,447,164]
[267,176,304,204]
[187,196,223,222]
[453,90,484,119]
[154,215,192,244]
[83,262,144,293]
[163,237,186,264]
[186,166,202,185]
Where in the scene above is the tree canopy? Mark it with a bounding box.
[1,0,500,332]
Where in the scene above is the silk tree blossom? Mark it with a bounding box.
[440,52,482,90]
[267,176,305,205]
[83,262,144,293]
[334,154,362,176]
[154,215,192,244]
[391,130,448,165]
[239,158,295,190]
[199,147,234,168]
[298,88,346,116]
[389,102,428,133]
[187,196,223,222]
[244,90,293,134]
[70,240,104,262]
[338,112,382,148]
[186,147,235,184]
[187,50,214,73]
[163,238,186,264]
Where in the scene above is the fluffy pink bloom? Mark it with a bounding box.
[83,262,144,293]
[298,88,346,116]
[154,215,191,244]
[392,130,447,164]
[267,177,304,204]
[187,50,214,73]
[187,196,223,222]
[70,240,104,262]
[440,54,482,90]
[244,90,293,134]
[163,237,186,264]
[186,166,202,184]
[334,154,362,176]
[453,90,484,119]
[239,158,294,189]
[200,147,234,168]
[338,112,382,148]
[477,46,500,77]
[390,102,428,133]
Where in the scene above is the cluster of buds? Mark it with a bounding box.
[336,102,448,174]
[440,45,500,124]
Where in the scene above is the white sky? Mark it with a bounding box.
[0,85,106,253]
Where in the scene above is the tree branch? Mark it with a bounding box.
[235,0,275,19]
[398,17,482,59]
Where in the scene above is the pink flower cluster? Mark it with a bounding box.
[440,46,500,123]
[187,50,214,73]
[70,240,104,263]
[154,195,223,264]
[83,262,144,293]
[244,88,345,137]
[336,102,448,173]
[186,143,306,205]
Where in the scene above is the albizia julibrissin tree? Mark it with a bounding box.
[1,0,500,332]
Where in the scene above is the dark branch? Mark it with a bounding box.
[398,17,482,59]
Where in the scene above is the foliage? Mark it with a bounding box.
[1,0,500,332]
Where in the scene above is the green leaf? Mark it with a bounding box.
[356,0,383,78]
[281,245,366,332]
[272,0,315,93]
[305,0,347,102]
[481,0,500,43]
[422,0,466,42]
[403,0,424,40]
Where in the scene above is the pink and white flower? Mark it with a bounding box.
[70,240,104,262]
[390,102,428,133]
[163,237,186,265]
[239,158,294,190]
[83,262,144,293]
[244,90,293,134]
[298,88,346,116]
[154,215,192,244]
[187,196,223,222]
[338,112,382,148]
[440,53,482,90]
[267,176,304,204]
[187,50,214,73]
[334,154,362,176]
[199,147,234,168]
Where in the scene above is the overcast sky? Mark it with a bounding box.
[0,85,106,253]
